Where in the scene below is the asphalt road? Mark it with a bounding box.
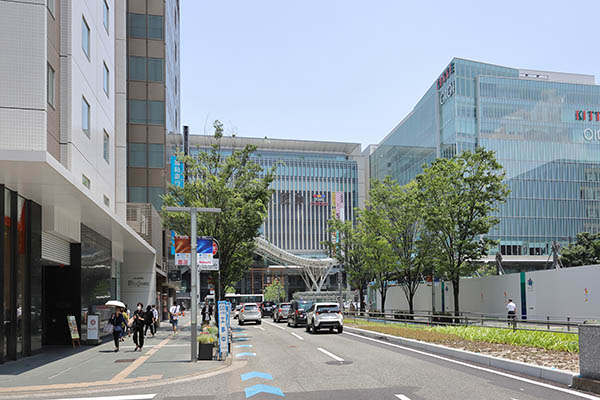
[39,318,600,400]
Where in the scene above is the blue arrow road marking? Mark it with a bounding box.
[241,371,273,381]
[234,338,249,341]
[235,352,256,358]
[244,384,285,398]
[235,344,253,348]
[235,333,248,336]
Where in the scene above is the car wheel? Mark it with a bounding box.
[238,320,243,326]
[329,327,334,333]
[257,320,261,325]
[287,320,291,327]
[305,322,310,333]
[337,326,343,334]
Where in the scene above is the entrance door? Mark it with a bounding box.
[42,265,79,345]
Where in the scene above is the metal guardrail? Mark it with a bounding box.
[343,310,581,334]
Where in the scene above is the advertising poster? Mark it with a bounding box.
[67,315,80,340]
[87,315,99,341]
[217,301,229,357]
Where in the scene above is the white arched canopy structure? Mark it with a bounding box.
[254,237,338,291]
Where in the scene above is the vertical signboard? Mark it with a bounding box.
[87,315,99,343]
[217,301,229,357]
[332,191,345,222]
[170,155,184,256]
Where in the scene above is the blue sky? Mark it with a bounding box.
[181,0,599,149]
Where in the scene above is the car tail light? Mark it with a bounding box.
[295,310,298,315]
[278,308,282,313]
[316,311,320,315]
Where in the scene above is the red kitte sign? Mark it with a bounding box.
[437,62,455,89]
[576,110,600,121]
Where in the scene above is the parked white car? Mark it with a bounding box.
[238,303,261,325]
[305,303,343,333]
[233,304,243,319]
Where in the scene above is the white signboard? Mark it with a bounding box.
[200,258,219,271]
[218,301,229,357]
[198,253,213,265]
[175,252,190,266]
[87,315,99,341]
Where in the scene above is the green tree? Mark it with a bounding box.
[162,121,276,299]
[358,207,397,313]
[561,232,600,267]
[324,216,372,312]
[224,285,236,294]
[416,148,509,317]
[264,278,286,302]
[367,178,437,315]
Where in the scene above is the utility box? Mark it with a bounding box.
[579,324,600,381]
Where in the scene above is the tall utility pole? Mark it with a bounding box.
[165,206,221,362]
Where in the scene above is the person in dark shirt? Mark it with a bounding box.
[109,308,126,352]
[144,305,155,337]
[132,302,146,351]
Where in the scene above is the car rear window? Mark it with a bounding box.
[263,302,275,307]
[244,305,257,311]
[317,305,340,313]
[281,304,291,309]
[298,302,313,311]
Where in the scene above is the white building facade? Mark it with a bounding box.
[0,0,156,362]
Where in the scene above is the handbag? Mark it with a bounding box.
[103,322,114,334]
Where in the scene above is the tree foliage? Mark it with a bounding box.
[561,232,600,267]
[324,216,372,312]
[416,148,509,316]
[161,121,275,298]
[263,278,286,302]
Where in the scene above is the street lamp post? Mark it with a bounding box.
[165,206,221,362]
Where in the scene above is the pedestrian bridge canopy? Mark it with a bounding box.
[254,237,338,291]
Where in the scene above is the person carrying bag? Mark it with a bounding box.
[109,308,126,352]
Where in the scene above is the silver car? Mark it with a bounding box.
[233,304,243,319]
[238,303,261,325]
[272,303,291,323]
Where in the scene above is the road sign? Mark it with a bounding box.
[218,301,229,358]
[199,258,219,271]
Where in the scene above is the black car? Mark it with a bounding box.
[260,301,276,317]
[287,299,313,327]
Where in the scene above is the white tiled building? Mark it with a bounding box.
[0,0,157,361]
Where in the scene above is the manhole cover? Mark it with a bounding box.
[115,359,135,363]
[326,361,353,365]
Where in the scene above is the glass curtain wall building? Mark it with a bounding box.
[371,58,600,265]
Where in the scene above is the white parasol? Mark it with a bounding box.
[105,300,126,308]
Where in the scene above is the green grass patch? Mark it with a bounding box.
[346,319,579,353]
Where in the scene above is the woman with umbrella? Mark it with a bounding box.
[106,301,127,352]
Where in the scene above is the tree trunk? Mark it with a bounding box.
[380,285,387,314]
[358,287,365,313]
[453,277,460,319]
[408,296,414,317]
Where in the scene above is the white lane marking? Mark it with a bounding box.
[254,326,266,331]
[290,332,304,341]
[264,320,286,330]
[395,395,411,400]
[54,395,156,400]
[48,366,72,380]
[344,331,600,400]
[317,347,344,362]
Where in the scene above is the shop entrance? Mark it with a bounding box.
[42,265,80,345]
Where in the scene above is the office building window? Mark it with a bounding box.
[47,64,55,107]
[148,187,164,211]
[128,143,147,167]
[127,13,146,38]
[82,174,91,189]
[128,186,147,203]
[148,144,164,168]
[103,195,110,207]
[103,62,109,96]
[48,0,55,17]
[103,0,109,33]
[147,58,163,82]
[148,101,165,124]
[175,43,177,62]
[128,56,146,81]
[175,76,177,94]
[82,16,90,59]
[82,96,90,136]
[148,15,163,39]
[128,100,146,123]
[103,130,110,163]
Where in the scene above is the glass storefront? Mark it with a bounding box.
[0,186,42,362]
[371,58,600,258]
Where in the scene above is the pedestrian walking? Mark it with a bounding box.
[124,304,131,338]
[202,302,211,325]
[109,307,126,352]
[144,305,155,337]
[506,298,517,327]
[132,302,146,351]
[169,301,181,336]
[152,304,159,333]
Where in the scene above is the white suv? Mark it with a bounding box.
[305,303,343,334]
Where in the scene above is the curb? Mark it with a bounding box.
[572,376,600,395]
[345,326,576,386]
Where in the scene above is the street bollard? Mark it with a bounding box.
[567,317,570,332]
[547,316,550,330]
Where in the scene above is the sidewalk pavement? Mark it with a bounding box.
[0,313,225,396]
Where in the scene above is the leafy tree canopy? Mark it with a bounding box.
[561,232,600,267]
[263,278,285,302]
[162,121,276,297]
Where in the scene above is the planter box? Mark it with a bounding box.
[198,343,214,360]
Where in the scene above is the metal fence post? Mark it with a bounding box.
[547,316,550,330]
[567,317,570,332]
